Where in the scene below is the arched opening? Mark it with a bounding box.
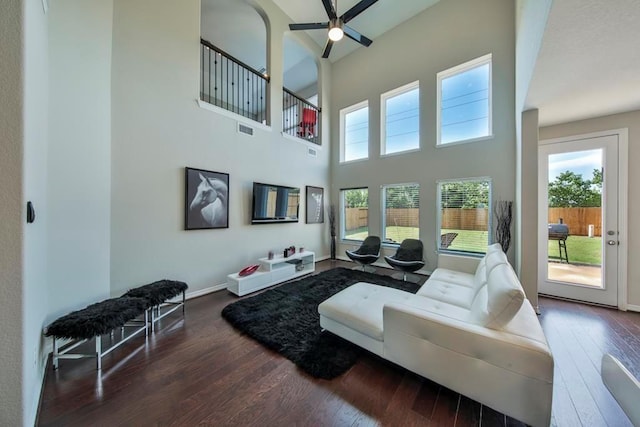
[200,0,269,124]
[282,34,320,144]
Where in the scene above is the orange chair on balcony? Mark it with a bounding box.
[298,108,317,138]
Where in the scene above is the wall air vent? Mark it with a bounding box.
[307,148,317,157]
[238,123,254,136]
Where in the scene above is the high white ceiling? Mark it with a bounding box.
[525,0,640,127]
[202,0,640,125]
[274,0,440,62]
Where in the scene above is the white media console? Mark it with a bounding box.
[227,251,315,296]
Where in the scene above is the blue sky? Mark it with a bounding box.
[441,63,489,144]
[344,106,368,161]
[385,88,419,154]
[548,149,602,182]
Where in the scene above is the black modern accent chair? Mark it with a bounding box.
[384,238,425,281]
[345,236,381,272]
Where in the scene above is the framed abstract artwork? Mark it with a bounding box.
[305,186,324,224]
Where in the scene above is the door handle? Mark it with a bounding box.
[607,240,618,246]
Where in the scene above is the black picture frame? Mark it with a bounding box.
[305,186,324,224]
[185,167,229,230]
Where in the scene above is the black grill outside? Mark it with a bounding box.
[548,223,569,240]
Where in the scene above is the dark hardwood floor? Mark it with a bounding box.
[37,260,640,426]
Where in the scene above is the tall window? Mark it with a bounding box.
[437,178,491,254]
[381,81,420,155]
[382,184,419,244]
[340,101,369,162]
[341,188,369,241]
[437,54,492,145]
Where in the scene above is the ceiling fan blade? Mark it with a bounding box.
[322,39,334,58]
[321,0,338,20]
[289,22,329,31]
[341,0,378,23]
[343,25,373,47]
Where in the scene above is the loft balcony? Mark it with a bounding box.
[200,39,269,124]
[200,39,321,145]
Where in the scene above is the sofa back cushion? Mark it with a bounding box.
[485,263,525,328]
[469,262,525,329]
[472,243,507,292]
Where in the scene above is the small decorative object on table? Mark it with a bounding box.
[268,250,274,260]
[238,264,260,277]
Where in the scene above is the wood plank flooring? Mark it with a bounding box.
[37,260,640,426]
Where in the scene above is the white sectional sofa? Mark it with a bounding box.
[318,244,554,427]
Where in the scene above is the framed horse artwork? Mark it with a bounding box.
[185,167,229,230]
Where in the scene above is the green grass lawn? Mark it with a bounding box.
[548,235,601,265]
[346,226,602,266]
[441,229,488,253]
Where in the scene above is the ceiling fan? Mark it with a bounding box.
[289,0,378,58]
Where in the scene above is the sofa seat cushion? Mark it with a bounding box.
[427,268,475,288]
[320,283,473,342]
[319,282,415,341]
[417,278,477,309]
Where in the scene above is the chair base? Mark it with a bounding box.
[391,271,422,283]
[351,264,376,273]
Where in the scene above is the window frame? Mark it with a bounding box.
[436,53,493,147]
[380,81,421,157]
[381,182,420,246]
[340,187,369,242]
[340,100,369,163]
[436,177,492,256]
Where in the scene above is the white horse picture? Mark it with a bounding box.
[186,168,229,229]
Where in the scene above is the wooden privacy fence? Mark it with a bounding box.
[548,207,601,236]
[345,208,369,231]
[384,208,420,227]
[345,207,600,236]
[441,208,488,231]
[346,208,489,231]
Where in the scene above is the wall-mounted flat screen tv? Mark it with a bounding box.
[251,182,300,224]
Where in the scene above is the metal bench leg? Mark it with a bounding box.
[96,336,102,371]
[53,338,59,370]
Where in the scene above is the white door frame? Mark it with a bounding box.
[538,128,628,310]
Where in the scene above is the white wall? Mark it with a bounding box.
[47,0,113,320]
[514,0,552,303]
[539,110,640,308]
[110,0,331,296]
[520,109,539,306]
[22,0,50,424]
[330,0,516,269]
[0,0,25,424]
[515,0,553,114]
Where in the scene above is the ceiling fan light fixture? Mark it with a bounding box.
[328,21,344,41]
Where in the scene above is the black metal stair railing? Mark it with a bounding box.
[200,39,269,124]
[283,88,321,145]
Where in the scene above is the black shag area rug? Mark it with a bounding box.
[221,267,421,379]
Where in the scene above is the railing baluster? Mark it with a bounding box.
[214,52,217,107]
[200,39,271,124]
[281,88,321,145]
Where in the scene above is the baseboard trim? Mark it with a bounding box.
[185,283,227,300]
[627,304,640,313]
